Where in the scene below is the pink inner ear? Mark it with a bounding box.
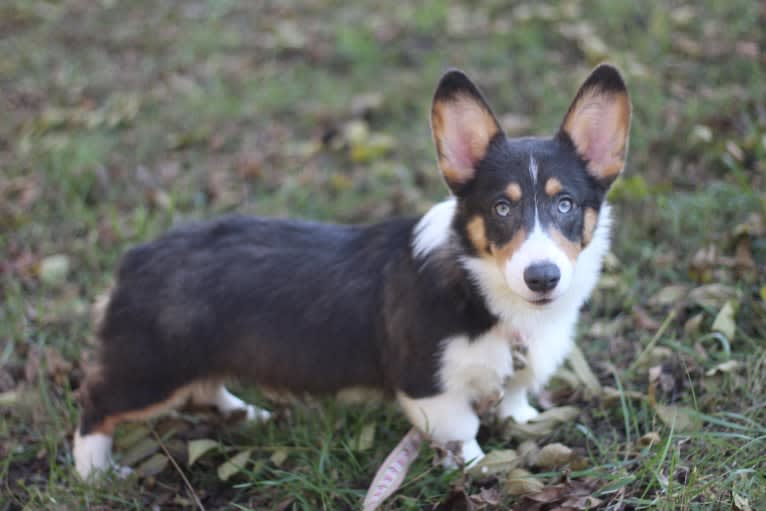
[583,107,613,164]
[568,95,627,175]
[440,100,495,180]
[442,121,477,174]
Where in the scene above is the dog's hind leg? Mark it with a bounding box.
[74,374,197,480]
[190,383,272,422]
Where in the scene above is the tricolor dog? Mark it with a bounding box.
[74,64,631,479]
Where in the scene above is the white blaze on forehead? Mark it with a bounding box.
[528,155,538,184]
[503,219,573,301]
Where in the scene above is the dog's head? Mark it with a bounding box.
[430,65,631,306]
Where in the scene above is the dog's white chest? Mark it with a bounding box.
[438,325,521,399]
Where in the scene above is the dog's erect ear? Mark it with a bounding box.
[559,64,631,186]
[431,70,502,194]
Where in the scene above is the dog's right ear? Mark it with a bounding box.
[431,70,502,194]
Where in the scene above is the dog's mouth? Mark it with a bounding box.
[528,296,554,306]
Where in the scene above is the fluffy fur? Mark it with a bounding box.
[73,64,631,479]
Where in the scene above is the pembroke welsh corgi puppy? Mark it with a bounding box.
[74,64,631,479]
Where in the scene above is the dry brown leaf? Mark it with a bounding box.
[733,491,753,511]
[705,360,740,376]
[136,453,169,477]
[504,406,581,441]
[120,437,160,466]
[567,344,601,396]
[536,443,574,469]
[187,439,219,467]
[689,284,740,309]
[517,440,540,467]
[505,468,544,496]
[467,449,519,478]
[270,448,289,467]
[711,300,737,340]
[649,285,688,307]
[217,449,251,481]
[654,404,702,432]
[638,431,661,448]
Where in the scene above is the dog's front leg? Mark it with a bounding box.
[397,391,483,467]
[496,376,540,424]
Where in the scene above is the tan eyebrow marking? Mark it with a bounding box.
[505,182,522,202]
[545,177,563,197]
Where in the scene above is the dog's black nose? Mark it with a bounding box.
[524,262,561,293]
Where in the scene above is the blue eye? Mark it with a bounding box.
[557,197,573,214]
[494,201,511,217]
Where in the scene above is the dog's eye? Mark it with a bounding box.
[494,201,511,217]
[557,197,573,214]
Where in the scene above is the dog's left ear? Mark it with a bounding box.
[559,64,631,187]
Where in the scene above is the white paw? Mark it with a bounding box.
[439,439,485,469]
[509,402,540,423]
[113,464,134,479]
[244,404,272,422]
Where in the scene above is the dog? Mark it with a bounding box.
[73,64,631,479]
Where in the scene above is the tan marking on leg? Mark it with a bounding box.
[548,228,581,262]
[94,384,198,435]
[467,215,490,255]
[544,177,562,197]
[582,207,598,246]
[490,228,527,267]
[505,182,522,202]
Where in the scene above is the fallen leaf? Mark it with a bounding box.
[467,449,519,478]
[517,440,540,467]
[469,486,503,507]
[505,468,544,496]
[187,438,219,466]
[115,424,151,450]
[711,300,737,340]
[689,284,740,309]
[638,431,661,448]
[136,453,168,477]
[363,428,423,511]
[352,423,376,452]
[351,92,384,117]
[535,443,573,469]
[504,406,580,440]
[120,437,160,466]
[649,285,688,307]
[733,491,752,511]
[38,254,70,285]
[654,404,702,432]
[684,313,704,335]
[705,360,740,376]
[270,448,289,467]
[569,344,612,396]
[350,133,395,163]
[0,390,19,406]
[217,449,251,481]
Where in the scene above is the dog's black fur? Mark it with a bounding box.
[79,214,497,434]
[77,65,631,453]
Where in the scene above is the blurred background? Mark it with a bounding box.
[1,1,764,510]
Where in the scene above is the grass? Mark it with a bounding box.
[1,0,765,509]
